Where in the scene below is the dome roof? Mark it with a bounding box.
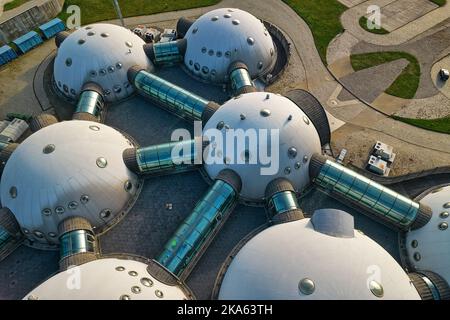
[218,210,420,300]
[203,92,321,201]
[184,8,276,83]
[24,258,189,300]
[406,185,450,284]
[0,121,140,246]
[54,23,153,102]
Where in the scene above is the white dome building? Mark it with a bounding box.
[54,23,153,102]
[24,258,191,300]
[0,121,140,246]
[203,92,322,202]
[405,185,450,284]
[218,209,421,300]
[184,8,277,83]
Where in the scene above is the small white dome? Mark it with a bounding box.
[54,23,152,102]
[218,211,420,300]
[184,8,276,83]
[0,121,140,245]
[406,185,450,284]
[203,92,321,201]
[23,258,189,300]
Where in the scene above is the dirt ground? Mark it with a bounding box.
[331,123,450,176]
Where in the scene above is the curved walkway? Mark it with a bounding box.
[340,0,450,46]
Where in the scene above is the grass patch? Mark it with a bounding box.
[350,51,420,99]
[393,116,450,134]
[282,0,347,64]
[429,0,446,6]
[58,0,220,26]
[3,0,32,11]
[358,16,389,35]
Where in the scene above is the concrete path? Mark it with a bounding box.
[339,58,409,103]
[340,0,450,46]
[0,0,14,16]
[104,0,450,161]
[0,0,49,23]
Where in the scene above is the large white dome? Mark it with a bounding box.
[184,8,277,83]
[203,92,321,201]
[24,258,189,300]
[218,210,420,300]
[0,121,140,246]
[406,185,450,284]
[54,23,152,102]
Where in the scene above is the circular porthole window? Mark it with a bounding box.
[9,186,17,199]
[113,85,122,93]
[100,209,112,219]
[80,195,89,204]
[65,58,72,67]
[55,206,65,215]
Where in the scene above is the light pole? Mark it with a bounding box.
[112,0,125,27]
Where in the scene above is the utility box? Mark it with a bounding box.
[160,29,177,43]
[337,149,347,164]
[144,28,161,43]
[373,141,396,163]
[367,155,390,176]
[0,45,18,66]
[0,118,29,142]
[12,31,43,54]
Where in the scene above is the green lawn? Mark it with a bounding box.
[3,0,32,11]
[283,0,347,64]
[350,52,421,99]
[58,0,220,25]
[358,16,389,35]
[393,116,450,134]
[429,0,446,6]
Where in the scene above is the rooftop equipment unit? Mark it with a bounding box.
[367,155,390,176]
[0,118,29,143]
[373,141,396,163]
